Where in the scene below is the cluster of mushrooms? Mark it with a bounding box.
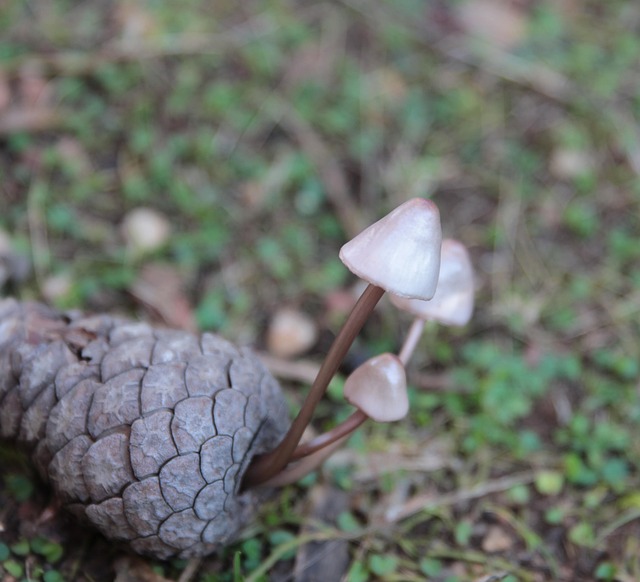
[241,198,474,491]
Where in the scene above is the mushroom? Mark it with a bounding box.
[339,198,442,300]
[242,199,442,489]
[263,354,408,486]
[391,238,474,365]
[343,353,408,422]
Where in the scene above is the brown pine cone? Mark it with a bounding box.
[0,298,289,559]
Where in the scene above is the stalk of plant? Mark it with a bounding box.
[290,352,408,461]
[260,238,475,483]
[242,198,442,489]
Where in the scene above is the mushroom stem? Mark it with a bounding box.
[290,409,368,461]
[398,317,426,365]
[259,436,349,488]
[241,283,385,490]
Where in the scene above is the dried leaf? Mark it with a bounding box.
[481,525,514,552]
[456,0,528,50]
[130,263,197,332]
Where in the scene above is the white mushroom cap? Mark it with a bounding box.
[390,239,474,326]
[339,198,442,300]
[343,353,408,422]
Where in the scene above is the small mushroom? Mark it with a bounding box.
[343,353,408,422]
[242,198,441,490]
[266,354,408,484]
[339,198,442,300]
[392,239,474,364]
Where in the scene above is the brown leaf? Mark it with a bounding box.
[0,107,61,135]
[482,525,514,552]
[114,555,172,582]
[293,486,350,582]
[455,0,528,50]
[130,263,197,332]
[114,1,159,43]
[0,72,10,111]
[18,66,53,108]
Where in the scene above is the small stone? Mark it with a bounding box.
[482,525,513,553]
[550,148,593,179]
[266,308,318,358]
[41,272,73,303]
[122,207,171,255]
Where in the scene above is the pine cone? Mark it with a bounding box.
[0,298,289,559]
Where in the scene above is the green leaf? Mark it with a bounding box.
[268,530,296,561]
[233,551,243,582]
[4,559,24,577]
[43,570,65,582]
[6,474,34,502]
[368,554,398,576]
[337,511,361,533]
[568,522,595,547]
[454,520,473,546]
[10,539,30,557]
[419,557,443,576]
[535,471,564,496]
[346,560,368,582]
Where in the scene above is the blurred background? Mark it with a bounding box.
[1,1,640,580]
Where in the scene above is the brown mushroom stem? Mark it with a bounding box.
[290,409,368,461]
[241,283,385,490]
[259,435,349,488]
[398,317,426,365]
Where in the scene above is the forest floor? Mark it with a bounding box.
[1,1,640,581]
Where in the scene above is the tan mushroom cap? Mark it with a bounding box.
[390,238,474,326]
[339,198,442,300]
[343,353,408,422]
